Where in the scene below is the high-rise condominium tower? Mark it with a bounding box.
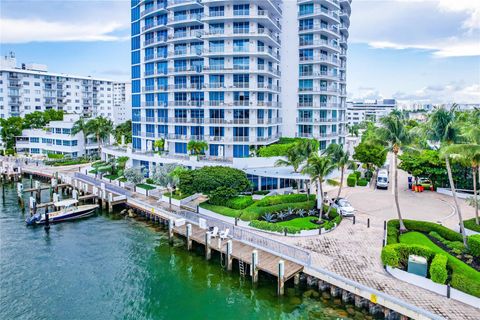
[130,0,350,159]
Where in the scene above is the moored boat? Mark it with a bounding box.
[25,199,98,225]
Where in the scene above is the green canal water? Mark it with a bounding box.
[0,180,356,320]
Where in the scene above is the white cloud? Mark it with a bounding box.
[0,18,128,43]
[392,83,480,104]
[351,0,480,57]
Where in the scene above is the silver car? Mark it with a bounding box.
[331,198,355,217]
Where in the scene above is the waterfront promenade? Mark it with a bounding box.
[13,162,480,319]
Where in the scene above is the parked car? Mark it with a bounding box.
[376,169,389,189]
[418,177,432,185]
[331,198,355,217]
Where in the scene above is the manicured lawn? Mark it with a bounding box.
[199,199,316,221]
[275,217,319,230]
[136,183,156,190]
[167,192,192,200]
[400,232,480,295]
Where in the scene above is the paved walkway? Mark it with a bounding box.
[17,162,480,319]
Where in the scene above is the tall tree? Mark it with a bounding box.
[86,117,114,155]
[442,144,480,226]
[302,154,337,220]
[428,106,468,246]
[113,120,132,144]
[323,144,353,216]
[187,140,208,157]
[71,117,90,156]
[377,114,412,232]
[275,147,306,193]
[0,117,23,150]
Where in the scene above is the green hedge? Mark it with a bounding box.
[255,194,314,207]
[354,171,361,179]
[357,178,368,186]
[468,234,480,258]
[429,231,466,254]
[465,218,480,232]
[249,220,301,234]
[225,196,254,210]
[257,143,293,157]
[47,153,64,159]
[381,243,436,268]
[347,173,357,187]
[430,254,448,284]
[387,219,463,243]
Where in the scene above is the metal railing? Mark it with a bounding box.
[73,172,131,197]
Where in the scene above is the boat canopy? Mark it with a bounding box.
[54,199,78,207]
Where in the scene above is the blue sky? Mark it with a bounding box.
[1,0,479,105]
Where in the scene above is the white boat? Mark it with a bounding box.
[26,199,99,225]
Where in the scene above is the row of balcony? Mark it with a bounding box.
[299,54,339,64]
[137,117,282,125]
[141,83,281,92]
[135,132,280,143]
[296,117,344,123]
[140,101,282,108]
[296,132,345,139]
[142,65,280,76]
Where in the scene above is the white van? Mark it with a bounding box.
[376,169,389,189]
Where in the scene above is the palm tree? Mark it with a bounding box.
[323,144,352,216]
[187,140,208,157]
[442,144,480,226]
[377,114,412,232]
[86,117,114,156]
[275,147,306,193]
[302,154,337,221]
[71,117,90,156]
[428,106,468,246]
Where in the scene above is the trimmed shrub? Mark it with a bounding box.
[255,194,314,207]
[430,254,448,284]
[253,190,270,195]
[249,220,301,234]
[354,171,361,179]
[145,178,155,184]
[465,218,480,233]
[468,234,480,258]
[387,220,400,244]
[388,219,463,243]
[429,231,466,253]
[403,220,463,242]
[451,273,480,298]
[381,245,400,267]
[226,196,254,210]
[382,243,436,269]
[357,178,368,187]
[347,173,357,187]
[208,186,238,205]
[47,153,64,159]
[257,143,293,157]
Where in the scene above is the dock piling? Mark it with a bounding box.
[226,240,233,271]
[251,250,258,283]
[278,260,285,296]
[168,219,174,244]
[186,224,192,250]
[205,232,212,260]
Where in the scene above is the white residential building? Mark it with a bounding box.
[0,53,129,123]
[16,114,99,158]
[346,99,397,125]
[113,82,132,125]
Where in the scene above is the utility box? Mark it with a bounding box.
[407,255,428,277]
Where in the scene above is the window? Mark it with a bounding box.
[209,6,224,17]
[233,57,249,70]
[175,142,187,154]
[233,145,249,158]
[233,4,249,16]
[233,39,249,52]
[30,137,40,143]
[233,22,249,34]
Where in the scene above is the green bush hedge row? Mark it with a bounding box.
[225,196,254,210]
[430,254,448,284]
[429,231,466,254]
[347,173,357,187]
[357,178,369,187]
[249,220,301,234]
[354,171,361,179]
[465,218,480,233]
[387,220,463,243]
[468,234,480,258]
[322,207,342,230]
[255,194,315,207]
[381,243,436,268]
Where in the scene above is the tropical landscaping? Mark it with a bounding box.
[382,219,480,298]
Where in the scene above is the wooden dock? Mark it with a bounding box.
[175,223,303,281]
